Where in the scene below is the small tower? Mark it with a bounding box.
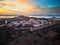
[5,20,8,24]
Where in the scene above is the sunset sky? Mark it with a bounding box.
[0,0,60,18]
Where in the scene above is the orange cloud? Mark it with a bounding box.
[17,0,30,3]
[0,0,46,15]
[0,0,37,13]
[0,8,17,14]
[14,0,37,12]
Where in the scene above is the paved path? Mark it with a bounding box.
[31,23,56,31]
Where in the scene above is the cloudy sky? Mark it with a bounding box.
[33,0,60,8]
[0,0,60,16]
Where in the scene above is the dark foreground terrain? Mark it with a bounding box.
[13,22,60,45]
[0,21,60,45]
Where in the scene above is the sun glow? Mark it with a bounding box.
[0,0,46,16]
[0,0,36,13]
